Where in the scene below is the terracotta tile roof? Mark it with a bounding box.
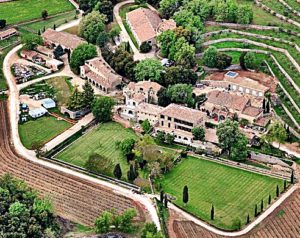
[86,71,119,88]
[255,116,271,127]
[206,91,249,112]
[0,28,17,39]
[157,19,176,33]
[242,106,262,117]
[21,50,38,58]
[132,93,145,102]
[86,57,121,83]
[225,76,269,92]
[135,81,162,92]
[42,29,85,50]
[160,104,205,124]
[136,102,163,115]
[126,8,162,43]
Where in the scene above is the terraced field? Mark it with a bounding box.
[159,156,284,230]
[0,100,145,226]
[201,2,300,132]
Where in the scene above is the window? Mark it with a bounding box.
[168,117,171,121]
[161,121,164,126]
[168,123,170,128]
[160,115,165,119]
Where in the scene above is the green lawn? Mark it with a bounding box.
[56,122,138,179]
[19,116,72,149]
[19,11,77,34]
[47,77,73,107]
[158,156,285,230]
[0,0,74,25]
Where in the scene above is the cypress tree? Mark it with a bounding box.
[268,194,271,205]
[37,29,41,35]
[284,180,287,190]
[43,26,46,32]
[127,164,136,181]
[182,185,189,206]
[246,214,250,224]
[291,170,294,184]
[211,205,214,220]
[164,194,168,208]
[260,199,264,212]
[276,185,280,197]
[266,101,270,113]
[113,164,122,180]
[160,190,164,204]
[254,204,258,217]
[53,24,56,30]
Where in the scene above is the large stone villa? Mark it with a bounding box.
[126,7,176,47]
[80,57,122,93]
[119,81,163,120]
[156,104,206,144]
[42,29,86,52]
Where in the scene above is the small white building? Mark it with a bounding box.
[29,107,48,118]
[42,98,56,109]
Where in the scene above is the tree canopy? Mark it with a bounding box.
[0,174,59,237]
[91,96,115,122]
[134,59,165,82]
[79,11,106,43]
[21,34,43,50]
[70,43,97,74]
[216,119,248,161]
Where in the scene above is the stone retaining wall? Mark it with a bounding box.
[203,39,300,95]
[203,29,300,54]
[255,0,300,28]
[277,0,300,17]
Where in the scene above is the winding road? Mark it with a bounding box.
[1,2,300,236]
[2,17,161,230]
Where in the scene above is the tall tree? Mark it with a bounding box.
[113,164,122,180]
[82,81,95,108]
[217,120,248,161]
[0,19,6,29]
[182,185,189,206]
[266,121,288,148]
[79,11,106,43]
[211,205,214,220]
[53,45,64,59]
[276,185,280,197]
[127,164,138,181]
[41,10,48,20]
[92,96,115,122]
[21,34,43,50]
[70,43,97,74]
[192,127,205,141]
[203,46,218,68]
[67,86,84,111]
[134,59,164,82]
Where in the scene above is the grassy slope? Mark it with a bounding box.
[56,122,138,179]
[19,116,71,149]
[0,0,74,25]
[47,77,72,107]
[159,156,284,230]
